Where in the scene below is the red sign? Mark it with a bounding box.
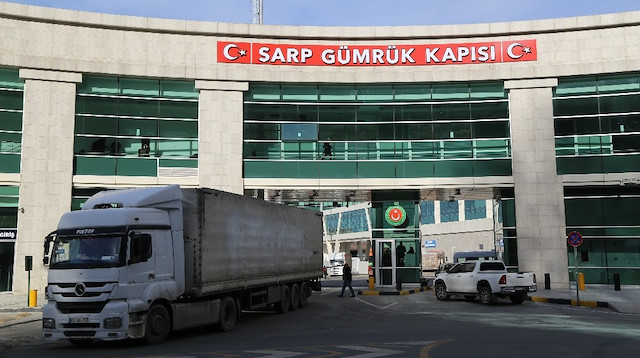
[217,40,536,66]
[567,231,583,247]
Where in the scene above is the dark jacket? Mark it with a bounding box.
[342,265,352,281]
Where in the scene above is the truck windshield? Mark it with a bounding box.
[50,235,124,268]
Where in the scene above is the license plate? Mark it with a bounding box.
[515,287,526,291]
[69,317,89,324]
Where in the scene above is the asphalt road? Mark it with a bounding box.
[2,283,640,358]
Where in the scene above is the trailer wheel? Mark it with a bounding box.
[217,297,237,332]
[275,285,291,313]
[289,283,300,311]
[298,282,309,308]
[145,304,171,344]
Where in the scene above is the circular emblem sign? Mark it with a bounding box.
[385,205,407,226]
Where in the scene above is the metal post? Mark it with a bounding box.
[614,273,621,291]
[544,273,551,289]
[574,246,580,305]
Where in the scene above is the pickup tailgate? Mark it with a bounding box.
[503,272,537,292]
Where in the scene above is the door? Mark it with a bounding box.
[376,240,395,287]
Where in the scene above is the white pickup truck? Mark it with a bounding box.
[434,260,537,304]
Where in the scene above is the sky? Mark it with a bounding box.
[4,0,640,27]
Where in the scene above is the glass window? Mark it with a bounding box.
[601,114,640,133]
[470,82,507,99]
[246,83,280,101]
[160,80,198,99]
[597,74,640,93]
[319,85,356,102]
[432,103,470,120]
[357,86,393,102]
[120,78,160,97]
[599,93,640,114]
[470,102,508,119]
[0,68,24,90]
[555,77,597,96]
[75,116,117,136]
[318,124,355,141]
[432,83,469,100]
[472,121,509,138]
[440,200,459,222]
[553,97,599,116]
[465,200,487,220]
[159,120,197,138]
[280,104,317,122]
[319,106,355,122]
[281,123,318,141]
[395,123,433,140]
[0,91,25,111]
[77,76,118,95]
[77,96,118,115]
[281,85,318,101]
[395,105,431,121]
[158,100,198,119]
[0,111,22,131]
[433,123,471,139]
[357,105,393,122]
[244,123,280,140]
[394,85,431,101]
[119,118,157,137]
[0,132,21,152]
[420,201,435,224]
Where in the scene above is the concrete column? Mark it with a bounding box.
[506,78,569,289]
[13,69,81,293]
[196,81,248,194]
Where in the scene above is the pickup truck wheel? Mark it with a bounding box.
[145,304,171,344]
[275,285,291,313]
[435,282,450,301]
[290,283,300,311]
[509,293,526,304]
[298,282,309,308]
[478,285,495,305]
[217,297,237,332]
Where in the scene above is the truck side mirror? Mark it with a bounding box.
[43,231,56,266]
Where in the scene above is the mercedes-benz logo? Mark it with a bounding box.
[74,282,86,297]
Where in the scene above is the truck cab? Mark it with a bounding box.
[42,186,185,343]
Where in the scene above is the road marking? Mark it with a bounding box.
[419,339,454,358]
[355,298,398,310]
[337,345,403,357]
[247,350,307,357]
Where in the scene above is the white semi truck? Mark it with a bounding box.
[41,185,323,344]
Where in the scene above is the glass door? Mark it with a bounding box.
[376,240,395,287]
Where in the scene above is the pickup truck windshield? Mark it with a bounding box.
[50,235,124,268]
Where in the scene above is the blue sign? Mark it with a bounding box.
[425,240,437,248]
[567,231,583,247]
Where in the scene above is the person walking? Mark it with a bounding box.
[338,263,356,297]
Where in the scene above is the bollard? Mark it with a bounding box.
[614,273,621,291]
[396,277,402,291]
[577,272,586,291]
[544,273,551,290]
[28,289,37,308]
[368,276,375,291]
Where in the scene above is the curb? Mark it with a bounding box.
[529,295,609,308]
[359,287,427,296]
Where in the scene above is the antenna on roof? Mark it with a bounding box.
[251,0,263,24]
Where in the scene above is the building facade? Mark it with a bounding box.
[1,2,639,292]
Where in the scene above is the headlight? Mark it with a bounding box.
[103,317,122,329]
[42,318,55,329]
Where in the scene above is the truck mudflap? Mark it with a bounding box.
[42,300,131,342]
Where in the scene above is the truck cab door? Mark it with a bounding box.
[127,232,156,287]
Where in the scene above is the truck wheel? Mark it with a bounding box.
[298,282,308,308]
[289,284,300,311]
[435,282,450,301]
[145,304,171,344]
[509,293,526,304]
[217,297,237,332]
[478,285,495,305]
[275,285,291,313]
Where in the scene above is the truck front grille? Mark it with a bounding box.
[63,331,97,338]
[62,323,100,329]
[57,301,108,314]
